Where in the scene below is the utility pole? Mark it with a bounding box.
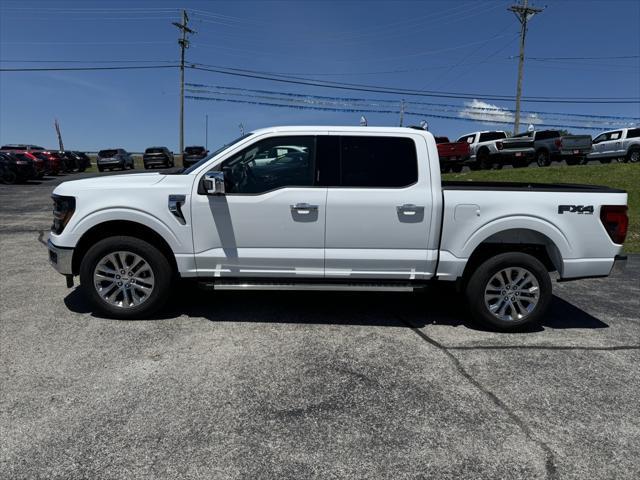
[173,10,195,155]
[205,114,208,149]
[508,0,542,134]
[54,118,64,151]
[399,99,405,127]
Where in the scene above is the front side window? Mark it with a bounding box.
[608,131,622,140]
[457,134,476,144]
[339,136,417,188]
[221,136,315,194]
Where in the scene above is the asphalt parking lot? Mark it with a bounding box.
[1,172,639,480]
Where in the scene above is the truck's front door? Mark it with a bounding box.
[191,135,327,278]
[323,134,435,280]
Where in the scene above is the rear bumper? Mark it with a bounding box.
[610,254,627,275]
[48,239,74,275]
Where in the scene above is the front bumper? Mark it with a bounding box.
[48,239,74,275]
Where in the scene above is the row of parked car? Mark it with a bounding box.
[0,144,91,184]
[435,127,640,172]
[97,145,210,171]
[0,143,211,184]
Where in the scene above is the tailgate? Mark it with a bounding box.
[560,135,592,150]
[501,137,534,150]
[437,142,470,159]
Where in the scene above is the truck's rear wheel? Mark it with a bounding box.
[79,236,172,319]
[465,252,552,331]
[536,150,550,167]
[627,148,640,163]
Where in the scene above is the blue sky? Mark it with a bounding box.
[1,0,639,152]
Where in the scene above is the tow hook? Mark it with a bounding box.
[65,275,74,288]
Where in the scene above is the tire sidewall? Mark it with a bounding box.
[79,236,172,319]
[466,252,552,331]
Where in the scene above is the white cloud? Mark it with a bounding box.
[459,99,544,127]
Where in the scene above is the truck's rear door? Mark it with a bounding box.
[324,133,436,280]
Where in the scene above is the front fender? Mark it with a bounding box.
[55,207,183,251]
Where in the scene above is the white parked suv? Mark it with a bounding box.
[48,126,628,330]
[587,127,640,164]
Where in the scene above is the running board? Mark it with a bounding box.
[200,281,416,292]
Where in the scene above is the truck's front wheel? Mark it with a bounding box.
[79,236,172,319]
[465,252,552,331]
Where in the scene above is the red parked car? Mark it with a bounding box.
[34,151,63,175]
[435,136,471,173]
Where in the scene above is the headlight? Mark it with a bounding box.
[51,195,76,234]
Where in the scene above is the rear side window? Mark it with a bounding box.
[146,148,165,154]
[339,136,417,188]
[626,128,640,139]
[479,132,506,142]
[99,150,117,157]
[537,131,560,140]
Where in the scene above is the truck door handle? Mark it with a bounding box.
[290,203,318,214]
[397,204,424,216]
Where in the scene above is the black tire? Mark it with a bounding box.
[441,165,451,174]
[79,236,173,319]
[451,164,463,173]
[536,150,550,167]
[627,148,640,163]
[465,252,552,331]
[477,149,491,170]
[97,166,104,172]
[1,170,18,185]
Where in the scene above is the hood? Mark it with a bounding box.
[53,172,166,195]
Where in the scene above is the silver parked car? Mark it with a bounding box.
[97,149,134,172]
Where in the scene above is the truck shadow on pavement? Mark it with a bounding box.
[64,283,608,332]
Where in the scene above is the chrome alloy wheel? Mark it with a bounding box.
[484,267,540,322]
[93,251,155,308]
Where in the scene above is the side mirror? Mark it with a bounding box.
[203,171,225,195]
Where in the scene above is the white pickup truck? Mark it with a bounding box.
[48,126,628,331]
[587,127,640,164]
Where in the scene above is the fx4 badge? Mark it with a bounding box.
[558,205,594,215]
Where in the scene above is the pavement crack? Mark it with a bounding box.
[37,230,47,246]
[402,319,559,480]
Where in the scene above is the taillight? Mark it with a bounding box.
[555,139,562,148]
[600,205,628,244]
[496,141,503,150]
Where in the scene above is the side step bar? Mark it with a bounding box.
[200,281,416,292]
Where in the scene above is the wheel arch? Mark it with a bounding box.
[461,226,567,282]
[71,220,178,275]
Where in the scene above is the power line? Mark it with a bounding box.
[0,65,177,72]
[185,83,640,121]
[185,94,616,131]
[186,65,639,103]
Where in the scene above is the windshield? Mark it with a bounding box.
[182,134,253,174]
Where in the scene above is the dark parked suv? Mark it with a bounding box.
[143,147,174,169]
[97,149,134,172]
[182,146,209,167]
[0,151,37,184]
